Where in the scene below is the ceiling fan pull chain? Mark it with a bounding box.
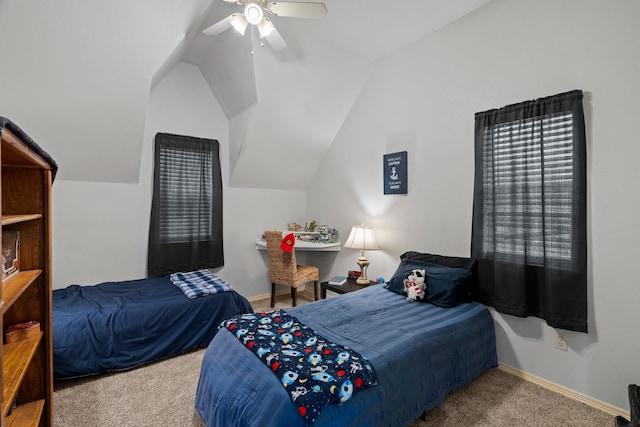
[250,25,255,55]
[249,25,265,55]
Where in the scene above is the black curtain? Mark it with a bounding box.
[471,90,587,332]
[148,133,223,277]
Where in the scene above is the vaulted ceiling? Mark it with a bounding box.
[0,0,491,188]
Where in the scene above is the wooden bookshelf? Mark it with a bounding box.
[1,126,53,427]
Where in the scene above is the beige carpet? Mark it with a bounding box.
[54,289,615,426]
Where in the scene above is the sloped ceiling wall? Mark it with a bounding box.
[0,0,214,183]
[221,29,373,190]
[185,0,493,190]
[0,0,491,187]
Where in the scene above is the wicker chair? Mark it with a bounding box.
[264,230,319,307]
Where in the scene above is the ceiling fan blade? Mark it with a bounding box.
[267,2,327,19]
[262,19,287,50]
[203,14,236,36]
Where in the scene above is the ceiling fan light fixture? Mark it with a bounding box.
[244,3,264,26]
[258,18,275,38]
[202,0,327,52]
[230,13,249,35]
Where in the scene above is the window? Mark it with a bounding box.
[157,143,213,244]
[471,90,587,332]
[148,133,223,277]
[480,111,576,267]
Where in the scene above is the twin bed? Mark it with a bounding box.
[195,252,498,426]
[52,253,497,425]
[52,273,252,379]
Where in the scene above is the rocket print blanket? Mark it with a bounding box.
[222,310,378,424]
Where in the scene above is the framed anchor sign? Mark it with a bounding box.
[383,151,407,195]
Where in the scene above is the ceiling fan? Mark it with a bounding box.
[203,0,327,51]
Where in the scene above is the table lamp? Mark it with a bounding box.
[344,225,379,285]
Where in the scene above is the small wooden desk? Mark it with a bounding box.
[255,239,341,252]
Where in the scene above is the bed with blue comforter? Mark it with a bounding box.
[53,273,253,379]
[195,252,497,426]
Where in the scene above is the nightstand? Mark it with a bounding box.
[321,277,375,298]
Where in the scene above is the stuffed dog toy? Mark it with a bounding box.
[402,269,426,302]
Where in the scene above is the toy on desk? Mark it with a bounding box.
[317,225,330,243]
[287,221,319,232]
[288,223,303,232]
[375,277,385,284]
[329,228,338,243]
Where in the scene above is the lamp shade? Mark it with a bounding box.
[344,225,379,251]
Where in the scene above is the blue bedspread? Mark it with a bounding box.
[195,284,497,426]
[53,275,253,379]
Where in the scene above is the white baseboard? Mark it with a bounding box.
[498,363,629,419]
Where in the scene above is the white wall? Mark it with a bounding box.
[308,0,640,413]
[53,61,307,298]
[52,180,149,287]
[0,0,212,184]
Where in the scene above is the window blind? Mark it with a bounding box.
[158,145,213,243]
[480,111,575,269]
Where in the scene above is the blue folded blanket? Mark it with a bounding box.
[222,310,378,424]
[170,269,234,299]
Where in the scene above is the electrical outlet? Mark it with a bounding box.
[555,333,568,351]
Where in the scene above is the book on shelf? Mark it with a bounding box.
[328,276,347,286]
[4,320,40,343]
[2,230,20,280]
